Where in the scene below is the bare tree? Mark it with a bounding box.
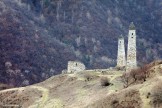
[121,73,130,88]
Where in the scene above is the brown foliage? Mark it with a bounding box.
[121,72,130,88]
[121,64,151,88]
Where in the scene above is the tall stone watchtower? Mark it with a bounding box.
[117,35,126,68]
[126,22,137,71]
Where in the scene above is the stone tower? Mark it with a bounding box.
[126,22,137,71]
[117,35,126,67]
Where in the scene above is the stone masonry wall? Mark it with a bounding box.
[67,61,86,73]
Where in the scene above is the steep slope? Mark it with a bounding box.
[0,0,76,86]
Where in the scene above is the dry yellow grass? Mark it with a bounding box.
[0,62,162,108]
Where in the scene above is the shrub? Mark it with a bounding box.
[121,64,150,88]
[100,77,110,86]
[129,67,147,83]
[121,72,130,88]
[84,73,93,81]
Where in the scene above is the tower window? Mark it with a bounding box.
[132,33,133,35]
[131,37,133,38]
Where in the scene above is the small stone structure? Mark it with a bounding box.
[126,22,137,71]
[67,61,86,73]
[117,35,126,68]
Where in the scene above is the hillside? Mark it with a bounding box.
[0,61,162,108]
[0,0,77,86]
[0,0,162,86]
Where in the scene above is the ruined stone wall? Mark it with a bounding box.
[117,37,126,67]
[67,61,86,73]
[126,29,137,71]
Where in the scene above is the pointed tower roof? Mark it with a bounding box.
[129,22,136,30]
[119,34,124,39]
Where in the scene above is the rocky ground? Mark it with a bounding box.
[0,61,162,108]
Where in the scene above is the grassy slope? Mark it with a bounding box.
[0,63,162,108]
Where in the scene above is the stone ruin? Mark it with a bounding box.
[67,61,86,74]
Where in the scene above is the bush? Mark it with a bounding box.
[84,73,93,81]
[100,77,110,86]
[131,65,150,82]
[130,68,145,82]
[121,72,130,88]
[121,64,150,88]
